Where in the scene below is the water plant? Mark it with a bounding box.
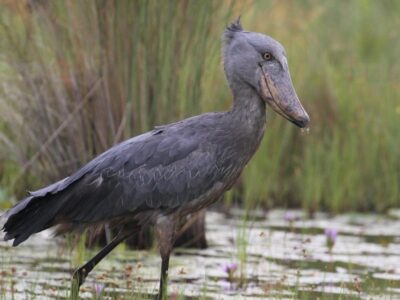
[93,282,105,299]
[325,228,338,251]
[220,262,238,291]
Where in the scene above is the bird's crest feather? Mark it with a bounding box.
[227,16,243,32]
[224,17,243,41]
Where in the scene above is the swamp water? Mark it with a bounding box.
[1,209,400,299]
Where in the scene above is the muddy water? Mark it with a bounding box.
[1,209,400,299]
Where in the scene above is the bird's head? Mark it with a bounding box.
[223,18,310,128]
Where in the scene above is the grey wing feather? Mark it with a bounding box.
[52,126,215,223]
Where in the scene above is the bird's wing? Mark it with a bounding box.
[2,115,226,245]
[30,125,220,224]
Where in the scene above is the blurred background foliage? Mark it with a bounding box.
[0,0,398,213]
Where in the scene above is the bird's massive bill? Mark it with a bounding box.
[259,65,310,128]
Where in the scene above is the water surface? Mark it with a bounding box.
[1,209,399,299]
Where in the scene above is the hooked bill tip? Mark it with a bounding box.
[296,116,310,128]
[294,110,310,128]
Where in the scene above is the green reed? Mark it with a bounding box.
[242,0,400,213]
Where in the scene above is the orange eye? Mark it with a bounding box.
[263,52,272,60]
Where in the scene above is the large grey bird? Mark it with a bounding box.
[1,19,309,299]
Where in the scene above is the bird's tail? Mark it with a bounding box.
[1,193,66,246]
[1,176,75,246]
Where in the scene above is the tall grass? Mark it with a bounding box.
[0,0,235,198]
[0,0,399,212]
[241,0,400,213]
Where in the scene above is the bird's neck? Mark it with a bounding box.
[229,83,266,135]
[223,82,267,165]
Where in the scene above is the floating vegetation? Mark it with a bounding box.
[1,210,399,299]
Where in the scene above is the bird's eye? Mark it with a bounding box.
[263,52,272,60]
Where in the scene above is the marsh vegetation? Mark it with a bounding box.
[1,210,400,299]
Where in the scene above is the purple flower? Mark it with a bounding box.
[221,262,237,275]
[325,228,338,249]
[284,211,296,222]
[219,262,238,292]
[94,283,105,298]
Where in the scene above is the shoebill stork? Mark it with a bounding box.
[1,19,309,299]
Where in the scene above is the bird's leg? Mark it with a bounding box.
[155,216,178,300]
[159,251,170,300]
[70,230,132,297]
